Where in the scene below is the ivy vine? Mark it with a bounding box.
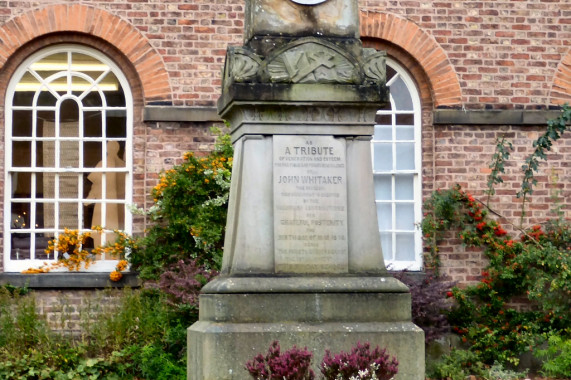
[517,104,571,226]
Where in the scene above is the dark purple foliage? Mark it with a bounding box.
[245,341,315,380]
[393,270,455,343]
[320,342,398,380]
[157,259,218,307]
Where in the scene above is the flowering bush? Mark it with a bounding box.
[245,341,315,380]
[422,185,571,367]
[22,226,135,282]
[320,342,398,380]
[129,128,233,280]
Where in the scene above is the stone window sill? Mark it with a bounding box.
[0,272,140,289]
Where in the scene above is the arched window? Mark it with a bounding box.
[373,58,422,271]
[4,45,133,272]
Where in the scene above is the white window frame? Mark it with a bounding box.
[373,58,423,271]
[4,45,133,272]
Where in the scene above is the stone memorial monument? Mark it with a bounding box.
[188,0,424,378]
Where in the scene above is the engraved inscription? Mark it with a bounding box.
[273,135,348,273]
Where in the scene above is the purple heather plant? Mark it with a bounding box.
[245,341,315,380]
[156,258,218,308]
[319,342,398,380]
[393,269,455,343]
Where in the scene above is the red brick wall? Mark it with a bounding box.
[433,124,570,283]
[0,1,569,284]
[0,1,567,108]
[361,0,571,108]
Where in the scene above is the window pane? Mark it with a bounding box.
[60,141,80,168]
[84,142,102,168]
[59,202,79,229]
[13,91,35,107]
[14,72,40,105]
[395,142,415,170]
[84,111,102,137]
[374,175,392,201]
[386,65,397,82]
[33,203,46,229]
[13,110,33,137]
[37,89,58,107]
[104,72,125,107]
[37,141,54,168]
[86,172,126,200]
[11,202,30,229]
[396,114,414,126]
[13,141,31,167]
[390,76,413,111]
[373,143,392,171]
[395,203,414,230]
[396,125,414,140]
[395,175,414,201]
[12,233,31,260]
[35,235,52,260]
[60,123,79,138]
[59,174,79,199]
[82,90,103,107]
[374,125,391,140]
[395,233,415,261]
[83,203,95,229]
[107,114,127,138]
[11,172,31,198]
[375,114,391,125]
[72,52,107,71]
[31,52,68,77]
[42,201,56,229]
[38,112,56,136]
[377,203,392,230]
[89,203,125,239]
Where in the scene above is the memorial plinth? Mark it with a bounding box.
[188,0,424,378]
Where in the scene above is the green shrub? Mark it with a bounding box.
[0,287,50,354]
[0,287,186,379]
[535,332,571,379]
[426,349,486,380]
[136,343,186,380]
[129,128,233,280]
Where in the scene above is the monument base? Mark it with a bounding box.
[188,276,425,380]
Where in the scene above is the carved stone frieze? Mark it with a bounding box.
[261,38,361,84]
[223,47,262,84]
[219,38,387,109]
[363,49,387,84]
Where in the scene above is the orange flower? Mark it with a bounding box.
[116,260,128,272]
[109,270,123,282]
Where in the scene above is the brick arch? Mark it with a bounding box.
[0,4,171,103]
[550,51,571,105]
[360,11,462,108]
